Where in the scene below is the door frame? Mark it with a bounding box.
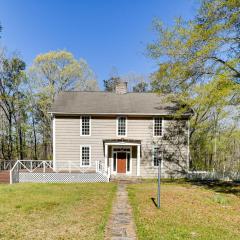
[112,146,132,175]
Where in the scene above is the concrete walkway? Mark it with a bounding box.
[105,183,137,240]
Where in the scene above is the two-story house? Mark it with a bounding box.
[50,82,192,179]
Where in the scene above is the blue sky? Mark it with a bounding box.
[0,0,198,89]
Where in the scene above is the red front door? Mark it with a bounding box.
[117,152,126,173]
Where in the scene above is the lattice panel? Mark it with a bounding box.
[19,172,108,183]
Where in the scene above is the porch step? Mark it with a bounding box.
[0,171,10,183]
[110,175,143,183]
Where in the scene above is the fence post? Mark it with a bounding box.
[10,169,12,184]
[43,161,46,173]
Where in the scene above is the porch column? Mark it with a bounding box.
[137,144,141,176]
[104,144,108,170]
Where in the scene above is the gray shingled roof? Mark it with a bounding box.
[50,91,192,116]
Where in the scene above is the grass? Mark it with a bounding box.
[0,183,117,240]
[128,180,240,240]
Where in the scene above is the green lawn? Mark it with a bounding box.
[128,180,240,240]
[0,183,117,240]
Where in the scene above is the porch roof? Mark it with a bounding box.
[103,139,141,145]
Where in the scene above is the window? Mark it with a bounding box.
[153,147,162,167]
[113,153,117,172]
[80,146,91,166]
[127,152,130,172]
[81,116,91,136]
[117,117,127,136]
[154,117,163,136]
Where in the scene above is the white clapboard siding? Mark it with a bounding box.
[55,116,188,178]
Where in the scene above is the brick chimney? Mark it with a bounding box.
[115,82,128,94]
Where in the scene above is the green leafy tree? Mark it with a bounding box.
[133,82,148,92]
[148,0,240,171]
[0,53,26,160]
[28,50,98,159]
[104,77,121,92]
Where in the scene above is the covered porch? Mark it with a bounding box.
[103,139,141,177]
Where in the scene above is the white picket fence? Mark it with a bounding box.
[9,160,110,184]
[187,171,240,181]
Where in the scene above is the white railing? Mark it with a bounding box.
[187,171,240,181]
[96,161,110,182]
[10,160,110,184]
[0,160,16,170]
[10,160,53,184]
[18,160,53,172]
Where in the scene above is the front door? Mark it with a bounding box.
[117,152,126,173]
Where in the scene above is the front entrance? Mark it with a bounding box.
[112,147,131,175]
[117,152,126,173]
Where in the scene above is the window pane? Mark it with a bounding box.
[127,153,130,172]
[118,117,126,136]
[82,116,90,135]
[153,147,162,166]
[113,153,117,171]
[81,146,90,166]
[154,118,162,136]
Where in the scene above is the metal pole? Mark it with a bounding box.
[157,159,161,208]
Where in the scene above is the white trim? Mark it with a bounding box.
[49,111,192,117]
[153,117,164,137]
[112,151,117,174]
[80,145,91,167]
[105,142,140,146]
[104,145,108,170]
[80,115,91,136]
[53,116,56,171]
[116,116,127,137]
[112,146,132,175]
[137,145,141,176]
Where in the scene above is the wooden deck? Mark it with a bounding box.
[0,171,10,183]
[1,160,109,183]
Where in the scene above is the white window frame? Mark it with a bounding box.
[80,145,91,167]
[116,116,127,137]
[80,116,91,136]
[152,147,163,168]
[153,117,164,137]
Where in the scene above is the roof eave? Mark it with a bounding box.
[48,111,193,118]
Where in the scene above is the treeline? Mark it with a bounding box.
[0,50,99,160]
[1,0,240,172]
[0,48,149,161]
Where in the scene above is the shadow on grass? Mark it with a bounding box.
[151,197,158,208]
[142,178,240,197]
[187,180,240,197]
